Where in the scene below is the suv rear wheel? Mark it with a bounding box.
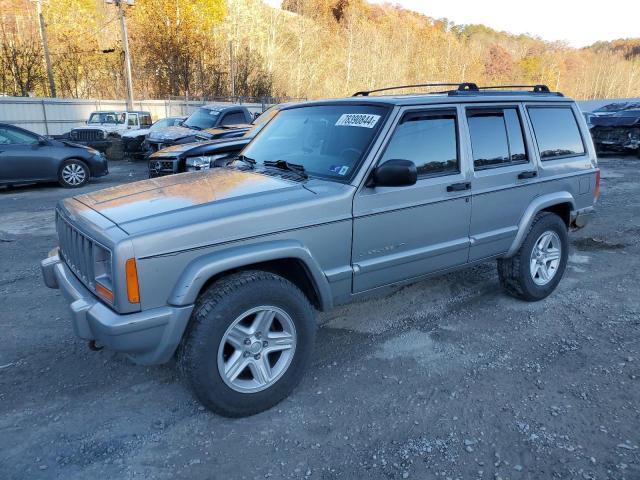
[179,270,316,417]
[497,212,568,301]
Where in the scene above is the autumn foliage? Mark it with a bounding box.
[1,0,639,100]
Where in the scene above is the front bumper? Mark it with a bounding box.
[41,249,193,365]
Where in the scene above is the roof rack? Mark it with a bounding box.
[352,82,479,97]
[352,83,563,97]
[450,84,563,97]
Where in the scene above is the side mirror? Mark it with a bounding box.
[372,159,417,187]
[38,136,48,145]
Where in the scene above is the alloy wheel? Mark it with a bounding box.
[61,163,86,186]
[217,306,297,393]
[529,230,562,286]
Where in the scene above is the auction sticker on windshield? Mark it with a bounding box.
[335,114,381,128]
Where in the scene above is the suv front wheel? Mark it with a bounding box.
[497,212,568,301]
[179,270,316,417]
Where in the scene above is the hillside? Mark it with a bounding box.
[1,0,639,100]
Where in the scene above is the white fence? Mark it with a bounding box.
[0,97,270,136]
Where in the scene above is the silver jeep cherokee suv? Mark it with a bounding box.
[42,83,599,417]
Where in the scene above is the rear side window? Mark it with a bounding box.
[467,108,528,169]
[528,107,585,160]
[381,110,459,177]
[220,111,247,126]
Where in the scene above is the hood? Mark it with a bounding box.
[121,128,151,138]
[146,126,209,142]
[591,113,640,128]
[56,139,95,150]
[150,137,251,158]
[72,168,307,231]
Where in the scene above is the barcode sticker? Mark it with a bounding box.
[335,114,381,128]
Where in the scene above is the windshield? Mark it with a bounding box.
[242,104,388,181]
[88,112,123,124]
[183,107,221,130]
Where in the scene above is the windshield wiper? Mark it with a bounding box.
[263,159,308,179]
[185,124,201,131]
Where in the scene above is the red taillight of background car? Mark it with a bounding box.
[594,170,601,201]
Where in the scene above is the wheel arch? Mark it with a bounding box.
[504,192,575,258]
[168,240,333,311]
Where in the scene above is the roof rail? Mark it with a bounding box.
[352,82,479,97]
[448,84,563,97]
[477,84,551,93]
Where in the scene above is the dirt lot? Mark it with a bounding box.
[0,157,639,480]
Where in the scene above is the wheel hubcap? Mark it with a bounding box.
[61,164,86,185]
[217,306,297,393]
[530,230,562,286]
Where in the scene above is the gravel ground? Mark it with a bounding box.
[0,157,639,480]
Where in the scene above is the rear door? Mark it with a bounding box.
[464,103,540,261]
[352,106,472,293]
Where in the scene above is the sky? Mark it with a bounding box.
[262,0,640,48]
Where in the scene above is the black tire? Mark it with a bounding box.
[58,159,90,188]
[497,212,568,301]
[179,270,316,417]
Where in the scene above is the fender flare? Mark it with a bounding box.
[504,192,576,257]
[168,239,333,310]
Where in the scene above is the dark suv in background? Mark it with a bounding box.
[143,104,254,154]
[148,104,286,177]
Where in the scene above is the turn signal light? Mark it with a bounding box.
[96,282,114,303]
[125,258,140,304]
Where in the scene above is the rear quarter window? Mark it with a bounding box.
[527,106,585,160]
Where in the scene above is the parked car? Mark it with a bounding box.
[69,110,152,159]
[148,104,287,177]
[121,116,186,159]
[143,104,254,154]
[593,101,640,115]
[590,108,640,156]
[41,83,599,417]
[0,122,108,188]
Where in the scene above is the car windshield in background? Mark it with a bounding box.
[242,105,388,180]
[183,108,221,130]
[88,112,123,124]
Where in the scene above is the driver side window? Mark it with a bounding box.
[381,109,459,177]
[0,127,38,145]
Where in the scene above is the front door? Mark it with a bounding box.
[352,106,472,293]
[0,126,50,183]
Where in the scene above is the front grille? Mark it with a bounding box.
[71,129,104,142]
[56,211,97,290]
[149,159,178,177]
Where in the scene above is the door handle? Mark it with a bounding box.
[518,171,537,180]
[446,182,471,192]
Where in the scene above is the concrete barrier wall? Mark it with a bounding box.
[0,97,268,136]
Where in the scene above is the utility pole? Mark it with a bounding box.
[229,41,235,98]
[33,0,56,97]
[115,0,134,110]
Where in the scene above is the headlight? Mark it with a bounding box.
[102,130,108,139]
[185,156,214,171]
[87,147,99,155]
[185,154,230,171]
[93,244,114,303]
